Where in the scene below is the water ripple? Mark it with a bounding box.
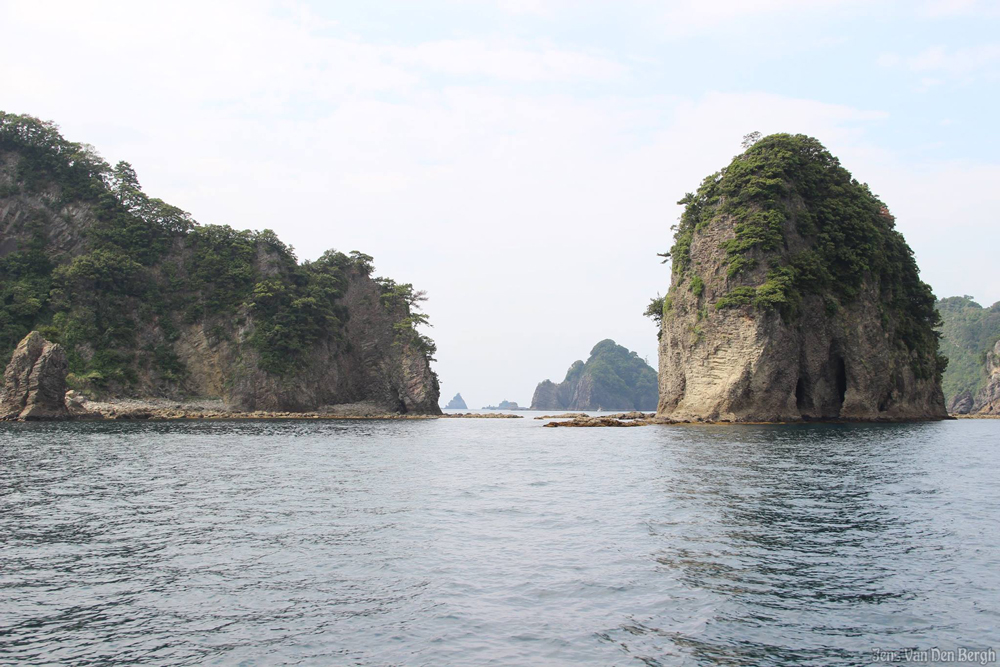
[1,419,998,665]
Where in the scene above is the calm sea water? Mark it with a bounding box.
[1,416,998,666]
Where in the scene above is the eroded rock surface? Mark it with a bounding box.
[0,331,70,420]
[948,390,974,415]
[973,340,1000,415]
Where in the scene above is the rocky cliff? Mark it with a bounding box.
[530,339,658,411]
[0,111,440,414]
[655,134,946,422]
[972,340,1000,415]
[935,296,1000,409]
[0,331,70,420]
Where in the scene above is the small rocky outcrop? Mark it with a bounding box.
[530,340,658,411]
[543,412,656,427]
[444,393,468,410]
[0,331,70,420]
[656,134,946,422]
[972,340,1000,415]
[948,390,974,415]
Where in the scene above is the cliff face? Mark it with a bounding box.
[972,340,1000,415]
[0,112,440,413]
[530,339,658,411]
[656,134,946,422]
[936,296,1000,407]
[170,272,440,412]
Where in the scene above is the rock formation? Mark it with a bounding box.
[530,339,658,411]
[656,134,946,422]
[0,331,70,420]
[948,390,974,415]
[482,400,523,410]
[0,112,440,415]
[972,340,1000,415]
[444,393,468,409]
[936,296,1000,408]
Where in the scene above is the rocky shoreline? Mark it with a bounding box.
[56,397,523,421]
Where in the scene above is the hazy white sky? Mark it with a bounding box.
[2,0,998,407]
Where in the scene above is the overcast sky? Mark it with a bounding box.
[2,0,998,407]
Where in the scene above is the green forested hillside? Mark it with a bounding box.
[530,339,658,411]
[936,296,1000,403]
[0,112,436,407]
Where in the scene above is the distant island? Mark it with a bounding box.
[936,296,1000,414]
[0,111,440,415]
[444,393,468,409]
[482,400,526,410]
[530,339,658,411]
[652,133,946,422]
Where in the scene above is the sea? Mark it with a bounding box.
[1,414,998,666]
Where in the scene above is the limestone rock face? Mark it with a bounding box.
[174,271,441,414]
[972,340,1000,415]
[948,390,974,415]
[656,134,946,422]
[0,331,70,420]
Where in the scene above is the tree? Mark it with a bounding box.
[108,161,144,212]
[741,131,762,150]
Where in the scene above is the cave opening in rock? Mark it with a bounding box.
[834,354,847,410]
[795,377,809,412]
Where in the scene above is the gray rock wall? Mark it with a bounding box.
[657,214,946,423]
[0,331,70,420]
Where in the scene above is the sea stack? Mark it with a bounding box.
[0,331,71,420]
[444,393,468,409]
[655,134,947,422]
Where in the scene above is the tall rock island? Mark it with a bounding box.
[444,393,468,409]
[531,339,658,411]
[654,134,947,422]
[0,112,440,414]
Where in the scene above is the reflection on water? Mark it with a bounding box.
[1,419,998,665]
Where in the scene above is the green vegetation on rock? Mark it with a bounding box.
[936,296,1000,404]
[657,133,944,382]
[530,339,657,411]
[0,111,436,402]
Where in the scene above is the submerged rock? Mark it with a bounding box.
[543,415,653,427]
[0,331,70,421]
[655,134,946,422]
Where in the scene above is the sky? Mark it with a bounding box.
[1,0,998,408]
